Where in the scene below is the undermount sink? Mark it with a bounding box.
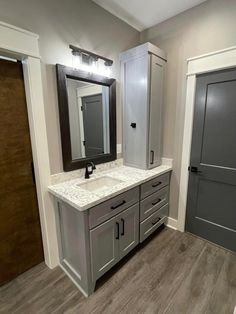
[77,176,123,193]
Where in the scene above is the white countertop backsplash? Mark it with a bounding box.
[49,160,172,211]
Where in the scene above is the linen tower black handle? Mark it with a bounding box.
[150,150,154,164]
[130,122,136,128]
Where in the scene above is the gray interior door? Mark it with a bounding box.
[186,68,236,252]
[82,94,104,157]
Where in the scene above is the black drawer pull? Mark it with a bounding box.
[152,198,162,206]
[111,200,126,210]
[121,218,125,236]
[152,182,162,188]
[152,218,161,225]
[115,222,120,239]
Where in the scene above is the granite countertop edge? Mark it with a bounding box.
[48,165,172,212]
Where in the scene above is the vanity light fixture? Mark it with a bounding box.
[70,44,113,77]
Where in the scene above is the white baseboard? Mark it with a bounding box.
[166,217,178,230]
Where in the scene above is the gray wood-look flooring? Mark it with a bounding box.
[0,227,235,314]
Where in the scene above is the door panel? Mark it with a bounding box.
[90,217,119,281]
[201,81,236,169]
[123,54,149,169]
[0,59,44,286]
[186,68,236,252]
[194,178,236,231]
[148,54,165,169]
[118,204,139,259]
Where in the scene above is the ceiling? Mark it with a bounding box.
[93,0,207,31]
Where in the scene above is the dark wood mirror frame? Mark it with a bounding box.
[56,64,117,171]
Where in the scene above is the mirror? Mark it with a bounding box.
[67,78,110,160]
[56,64,116,171]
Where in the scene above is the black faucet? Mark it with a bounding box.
[85,162,96,179]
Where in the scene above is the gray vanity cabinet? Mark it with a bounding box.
[90,215,119,281]
[54,170,171,297]
[90,203,139,281]
[139,172,170,243]
[120,42,167,170]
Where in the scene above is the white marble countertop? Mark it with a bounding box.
[48,164,172,211]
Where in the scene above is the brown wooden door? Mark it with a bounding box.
[0,59,44,286]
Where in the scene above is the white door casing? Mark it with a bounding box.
[0,21,59,268]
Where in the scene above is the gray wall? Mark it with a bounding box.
[2,0,236,219]
[141,0,236,219]
[0,0,139,173]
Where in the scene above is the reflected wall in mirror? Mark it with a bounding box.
[56,64,116,171]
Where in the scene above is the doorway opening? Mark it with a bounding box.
[0,58,44,286]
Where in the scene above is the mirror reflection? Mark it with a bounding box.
[66,78,110,160]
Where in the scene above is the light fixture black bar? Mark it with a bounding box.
[69,44,113,66]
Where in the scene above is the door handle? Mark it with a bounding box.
[121,218,125,236]
[115,222,120,239]
[130,122,136,128]
[188,166,202,174]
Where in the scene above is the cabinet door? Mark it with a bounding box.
[90,217,119,281]
[122,54,149,169]
[148,54,165,169]
[118,204,139,259]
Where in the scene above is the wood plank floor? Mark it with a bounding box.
[0,227,235,314]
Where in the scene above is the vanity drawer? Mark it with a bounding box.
[89,187,139,229]
[140,186,169,222]
[140,172,170,200]
[140,203,168,243]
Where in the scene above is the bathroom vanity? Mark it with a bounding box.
[49,164,171,296]
[52,42,170,296]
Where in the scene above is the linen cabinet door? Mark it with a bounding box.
[122,55,149,169]
[148,54,165,169]
[90,217,119,281]
[118,204,139,260]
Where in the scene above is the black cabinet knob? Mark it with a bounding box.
[130,122,136,128]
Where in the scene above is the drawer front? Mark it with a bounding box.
[140,186,169,222]
[89,187,139,229]
[140,203,168,243]
[140,172,170,200]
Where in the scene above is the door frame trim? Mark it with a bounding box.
[0,21,59,268]
[178,45,236,232]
